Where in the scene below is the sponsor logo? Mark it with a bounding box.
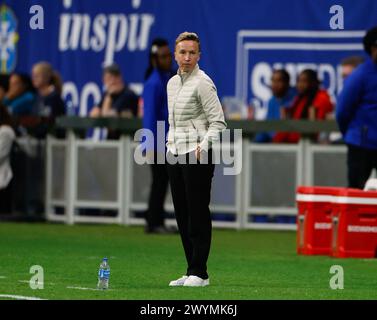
[347,225,377,233]
[59,0,154,65]
[314,222,332,230]
[0,4,18,73]
[235,30,364,119]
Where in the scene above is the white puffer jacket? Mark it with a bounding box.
[166,64,227,155]
[0,125,15,189]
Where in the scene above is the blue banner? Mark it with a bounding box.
[2,0,377,118]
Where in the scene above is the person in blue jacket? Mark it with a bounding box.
[3,73,36,116]
[254,69,295,142]
[336,26,377,189]
[142,38,176,234]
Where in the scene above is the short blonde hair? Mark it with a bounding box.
[175,32,201,52]
[33,61,63,95]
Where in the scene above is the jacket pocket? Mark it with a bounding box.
[191,119,208,130]
[190,119,207,142]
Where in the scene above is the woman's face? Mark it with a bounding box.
[175,40,200,74]
[296,73,311,95]
[9,74,26,97]
[32,66,48,89]
[271,72,289,97]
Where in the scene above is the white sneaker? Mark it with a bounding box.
[169,275,188,287]
[183,275,209,287]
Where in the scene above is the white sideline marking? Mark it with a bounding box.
[0,276,6,279]
[0,294,46,300]
[67,286,114,291]
[18,280,31,284]
[67,286,100,291]
[19,280,38,284]
[18,280,55,285]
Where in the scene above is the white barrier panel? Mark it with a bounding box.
[243,142,302,231]
[45,132,351,230]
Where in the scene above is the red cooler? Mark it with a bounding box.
[296,186,344,255]
[331,189,377,258]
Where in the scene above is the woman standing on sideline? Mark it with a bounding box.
[166,32,227,287]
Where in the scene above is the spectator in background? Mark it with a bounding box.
[254,69,295,143]
[90,63,138,119]
[340,56,365,79]
[142,38,176,234]
[329,55,365,144]
[90,63,139,139]
[0,104,16,214]
[32,62,66,138]
[336,26,377,189]
[274,69,333,143]
[0,75,9,102]
[3,73,36,116]
[32,62,65,120]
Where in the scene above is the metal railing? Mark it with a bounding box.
[44,117,346,230]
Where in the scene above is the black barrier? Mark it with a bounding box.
[55,116,340,136]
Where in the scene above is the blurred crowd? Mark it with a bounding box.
[0,53,364,145]
[249,56,364,145]
[1,25,377,218]
[0,62,66,129]
[0,62,67,215]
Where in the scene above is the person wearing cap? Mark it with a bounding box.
[166,32,226,287]
[336,26,377,189]
[90,63,138,119]
[142,38,176,234]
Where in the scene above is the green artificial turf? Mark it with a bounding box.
[0,223,376,300]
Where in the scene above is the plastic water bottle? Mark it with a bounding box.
[67,101,76,116]
[97,257,110,290]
